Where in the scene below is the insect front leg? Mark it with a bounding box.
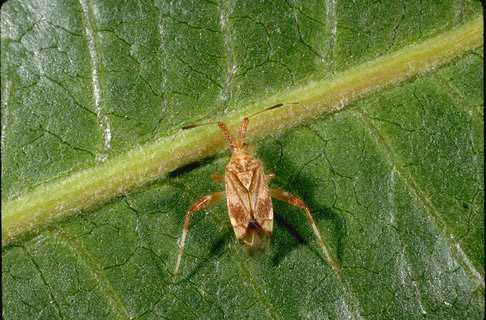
[266,173,275,182]
[211,173,225,183]
[174,191,225,275]
[270,189,340,274]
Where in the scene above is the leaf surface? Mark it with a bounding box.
[1,1,484,319]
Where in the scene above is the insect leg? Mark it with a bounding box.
[174,191,225,275]
[266,173,275,182]
[270,189,340,274]
[211,173,225,183]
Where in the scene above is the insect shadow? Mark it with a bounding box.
[184,227,233,281]
[168,155,219,178]
[255,140,347,267]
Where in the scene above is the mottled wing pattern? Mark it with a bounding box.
[248,164,273,234]
[225,162,273,239]
[225,171,252,239]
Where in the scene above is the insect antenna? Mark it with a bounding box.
[218,121,237,150]
[239,117,249,142]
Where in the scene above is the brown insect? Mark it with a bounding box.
[174,117,337,275]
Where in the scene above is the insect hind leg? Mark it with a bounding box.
[174,191,225,275]
[270,188,341,274]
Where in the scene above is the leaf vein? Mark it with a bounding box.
[1,79,12,155]
[387,169,428,315]
[234,254,281,320]
[49,230,132,320]
[22,245,64,320]
[79,0,112,161]
[218,0,237,112]
[355,109,485,289]
[2,17,482,246]
[432,73,483,121]
[325,0,337,74]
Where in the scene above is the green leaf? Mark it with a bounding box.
[1,1,483,319]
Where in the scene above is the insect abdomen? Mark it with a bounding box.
[240,220,270,253]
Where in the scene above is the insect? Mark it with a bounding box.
[174,117,338,275]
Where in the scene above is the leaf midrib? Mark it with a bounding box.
[2,16,483,246]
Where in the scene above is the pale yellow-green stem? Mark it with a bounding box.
[2,16,483,246]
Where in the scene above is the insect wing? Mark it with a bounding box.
[249,165,273,234]
[225,171,252,239]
